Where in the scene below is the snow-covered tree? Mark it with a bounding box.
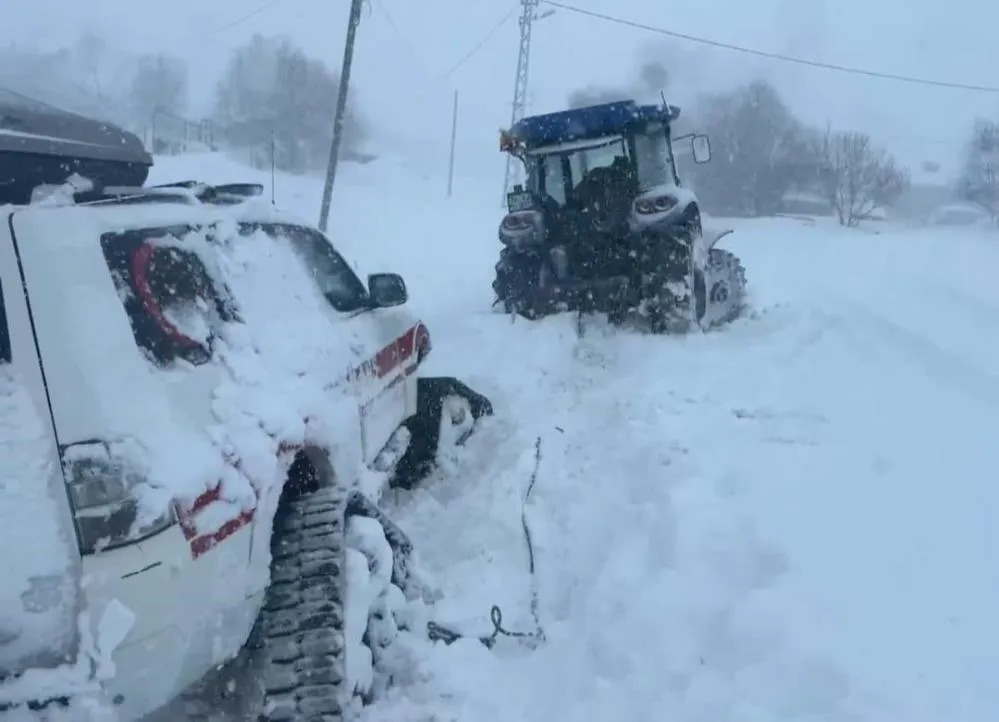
[74,31,108,100]
[0,35,131,125]
[691,80,808,216]
[815,128,908,227]
[214,35,366,173]
[130,53,189,125]
[956,119,999,223]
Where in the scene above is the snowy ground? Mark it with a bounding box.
[149,153,999,721]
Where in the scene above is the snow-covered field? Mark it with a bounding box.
[148,152,999,722]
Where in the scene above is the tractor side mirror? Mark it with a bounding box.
[692,134,711,163]
[367,273,408,308]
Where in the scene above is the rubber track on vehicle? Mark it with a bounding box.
[258,486,350,722]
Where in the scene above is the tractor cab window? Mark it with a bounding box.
[569,138,630,190]
[528,137,633,208]
[633,123,674,189]
[524,155,566,206]
[540,157,566,205]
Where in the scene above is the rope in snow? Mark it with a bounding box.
[426,435,546,650]
[521,435,545,643]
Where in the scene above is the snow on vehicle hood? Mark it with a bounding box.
[0,366,79,677]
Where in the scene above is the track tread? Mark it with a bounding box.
[258,486,350,722]
[256,486,420,722]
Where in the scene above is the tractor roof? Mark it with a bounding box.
[508,100,680,150]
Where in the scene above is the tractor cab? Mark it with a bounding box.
[492,98,745,332]
[500,100,710,220]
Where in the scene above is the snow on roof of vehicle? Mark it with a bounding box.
[507,100,681,150]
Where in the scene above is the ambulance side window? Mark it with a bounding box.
[242,223,369,313]
[100,228,236,368]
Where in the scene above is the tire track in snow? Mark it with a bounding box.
[790,295,999,722]
[925,281,999,328]
[648,301,934,721]
[832,294,999,410]
[381,304,891,721]
[532,313,870,719]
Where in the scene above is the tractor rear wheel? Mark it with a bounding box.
[492,247,544,317]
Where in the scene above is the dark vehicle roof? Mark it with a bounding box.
[0,96,152,205]
[510,100,681,149]
[0,97,152,166]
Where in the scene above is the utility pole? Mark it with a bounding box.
[501,0,554,206]
[319,0,364,233]
[447,90,458,198]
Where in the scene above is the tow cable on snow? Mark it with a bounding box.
[426,435,547,650]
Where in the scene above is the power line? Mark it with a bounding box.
[203,0,295,36]
[438,6,517,82]
[372,0,433,77]
[543,0,999,94]
[412,6,518,101]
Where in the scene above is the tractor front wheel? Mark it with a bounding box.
[699,248,747,329]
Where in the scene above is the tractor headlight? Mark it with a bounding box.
[635,195,677,214]
[499,211,543,247]
[501,211,538,231]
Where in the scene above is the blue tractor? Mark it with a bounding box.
[495,99,747,332]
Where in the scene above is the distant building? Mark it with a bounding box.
[888,163,954,224]
[927,202,990,227]
[777,189,888,222]
[778,189,834,217]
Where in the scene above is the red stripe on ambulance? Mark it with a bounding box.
[180,322,429,559]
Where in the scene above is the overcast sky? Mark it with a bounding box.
[4,0,999,180]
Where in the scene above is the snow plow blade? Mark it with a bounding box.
[391,377,493,489]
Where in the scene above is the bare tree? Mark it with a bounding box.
[816,128,908,227]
